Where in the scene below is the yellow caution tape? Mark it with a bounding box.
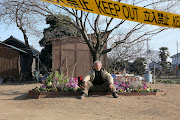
[41,0,180,28]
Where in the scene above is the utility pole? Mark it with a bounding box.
[147,39,150,74]
[36,53,40,83]
[144,38,152,83]
[153,65,156,84]
[176,41,179,78]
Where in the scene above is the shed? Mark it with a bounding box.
[51,35,107,77]
[0,42,27,78]
[3,36,40,74]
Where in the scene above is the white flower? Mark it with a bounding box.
[56,81,60,85]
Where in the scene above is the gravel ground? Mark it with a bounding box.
[0,83,180,120]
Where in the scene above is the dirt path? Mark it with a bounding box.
[0,83,180,120]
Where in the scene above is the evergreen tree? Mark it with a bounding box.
[129,57,146,75]
[39,14,80,70]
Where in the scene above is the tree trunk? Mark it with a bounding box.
[15,16,33,81]
[19,28,33,81]
[23,32,30,47]
[92,52,103,63]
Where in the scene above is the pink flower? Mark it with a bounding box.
[114,81,118,85]
[67,83,71,88]
[126,84,130,88]
[71,83,76,87]
[143,86,147,89]
[74,84,78,89]
[74,78,78,83]
[41,84,46,88]
[121,84,126,87]
[69,78,73,83]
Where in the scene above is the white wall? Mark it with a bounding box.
[172,56,180,65]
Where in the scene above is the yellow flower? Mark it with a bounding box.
[55,89,58,92]
[120,89,124,92]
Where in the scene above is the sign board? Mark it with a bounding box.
[41,0,180,28]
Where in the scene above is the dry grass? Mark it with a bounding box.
[0,83,180,120]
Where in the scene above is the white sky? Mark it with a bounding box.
[148,28,180,61]
[0,24,44,51]
[1,22,179,62]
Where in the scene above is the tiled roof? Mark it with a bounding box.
[3,36,40,55]
[0,42,27,53]
[170,53,180,58]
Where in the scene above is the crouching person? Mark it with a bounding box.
[79,61,119,99]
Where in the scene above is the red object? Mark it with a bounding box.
[78,76,83,81]
[176,66,178,70]
[78,76,83,87]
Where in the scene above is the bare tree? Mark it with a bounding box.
[0,0,46,79]
[1,0,180,63]
[143,50,161,63]
[108,34,145,61]
[107,33,146,72]
[0,0,45,45]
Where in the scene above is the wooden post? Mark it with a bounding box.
[72,62,77,78]
[65,58,68,77]
[153,65,156,84]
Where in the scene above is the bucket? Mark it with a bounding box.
[144,74,152,82]
[35,71,40,83]
[111,74,116,80]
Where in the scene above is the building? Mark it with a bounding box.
[170,53,180,70]
[149,62,162,70]
[50,34,107,77]
[0,42,27,78]
[1,36,40,79]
